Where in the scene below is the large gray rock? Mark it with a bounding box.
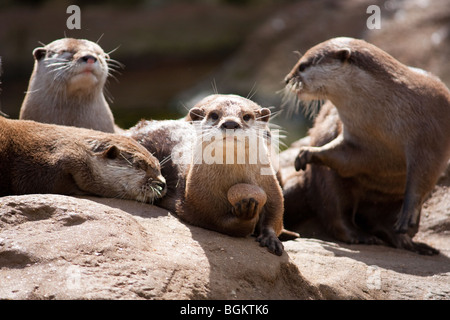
[0,194,318,300]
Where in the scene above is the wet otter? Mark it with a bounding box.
[283,37,450,254]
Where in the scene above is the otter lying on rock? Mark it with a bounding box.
[0,116,166,203]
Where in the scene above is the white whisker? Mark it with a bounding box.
[96,33,104,44]
[160,155,173,166]
[211,78,218,94]
[106,45,121,56]
[119,153,133,167]
[106,58,124,68]
[246,82,258,100]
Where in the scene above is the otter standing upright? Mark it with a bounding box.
[20,38,117,133]
[283,37,450,254]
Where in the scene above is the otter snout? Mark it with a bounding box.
[284,74,294,84]
[154,175,167,192]
[221,120,241,130]
[149,173,166,188]
[147,174,167,199]
[79,55,98,64]
[285,68,302,84]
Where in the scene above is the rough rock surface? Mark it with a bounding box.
[0,167,449,300]
[1,0,449,301]
[0,194,318,300]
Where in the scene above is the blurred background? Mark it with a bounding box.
[1,0,449,146]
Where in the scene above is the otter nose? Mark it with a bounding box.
[221,121,241,130]
[284,76,291,84]
[285,74,294,84]
[153,176,167,192]
[155,180,166,191]
[80,55,97,64]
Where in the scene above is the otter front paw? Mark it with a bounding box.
[232,198,260,220]
[256,230,284,256]
[394,216,410,234]
[294,147,314,171]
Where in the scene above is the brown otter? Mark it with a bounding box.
[0,116,166,202]
[283,37,450,255]
[19,38,118,133]
[127,94,286,255]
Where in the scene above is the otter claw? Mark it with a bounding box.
[256,234,284,256]
[256,228,284,256]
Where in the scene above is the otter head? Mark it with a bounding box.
[33,38,111,95]
[83,136,167,203]
[284,37,401,109]
[188,94,270,130]
[284,37,361,104]
[186,94,273,165]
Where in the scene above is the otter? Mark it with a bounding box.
[282,37,450,255]
[127,94,286,255]
[19,38,118,133]
[0,116,166,202]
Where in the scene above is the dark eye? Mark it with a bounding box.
[243,114,251,122]
[298,63,307,72]
[56,51,73,60]
[210,112,219,121]
[48,51,59,59]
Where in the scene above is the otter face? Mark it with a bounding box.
[86,138,167,203]
[189,94,270,127]
[188,94,270,144]
[33,38,112,95]
[284,38,354,102]
[186,94,275,166]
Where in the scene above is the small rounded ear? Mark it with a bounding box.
[33,47,47,61]
[187,107,205,122]
[336,48,351,62]
[257,108,271,122]
[103,145,120,159]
